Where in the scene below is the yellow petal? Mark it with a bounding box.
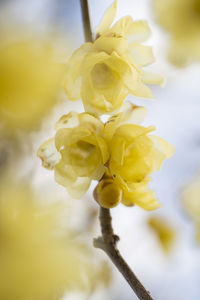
[148,136,174,171]
[97,1,118,34]
[105,102,147,141]
[114,124,155,141]
[64,43,92,100]
[55,111,79,130]
[55,161,91,198]
[112,17,151,43]
[93,34,128,55]
[96,136,110,164]
[151,135,175,158]
[37,138,61,170]
[131,81,154,98]
[55,161,77,186]
[123,184,161,211]
[129,44,155,66]
[66,177,91,199]
[79,113,104,134]
[142,71,164,86]
[105,51,139,91]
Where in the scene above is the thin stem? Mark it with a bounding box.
[94,207,154,300]
[80,0,93,42]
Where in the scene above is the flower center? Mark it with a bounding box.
[71,140,96,160]
[91,63,114,89]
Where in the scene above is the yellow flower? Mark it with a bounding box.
[148,216,176,253]
[38,104,174,209]
[154,0,200,66]
[38,112,109,198]
[0,36,63,132]
[105,102,174,210]
[64,1,163,115]
[0,182,90,300]
[183,174,200,243]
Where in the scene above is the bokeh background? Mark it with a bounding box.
[0,0,200,299]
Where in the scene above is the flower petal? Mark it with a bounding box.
[149,135,175,170]
[66,177,91,199]
[123,184,161,211]
[105,51,139,91]
[37,138,61,170]
[142,71,164,86]
[112,17,151,43]
[97,1,118,34]
[55,162,91,198]
[64,43,92,100]
[105,102,147,141]
[131,81,154,98]
[129,44,155,66]
[55,112,79,130]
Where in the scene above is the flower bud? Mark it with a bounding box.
[94,178,123,208]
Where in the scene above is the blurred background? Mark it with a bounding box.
[0,0,200,299]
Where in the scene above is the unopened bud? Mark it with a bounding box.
[93,179,123,209]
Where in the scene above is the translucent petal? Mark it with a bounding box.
[55,127,90,150]
[55,111,79,130]
[55,162,77,186]
[113,124,155,140]
[112,17,151,43]
[129,44,155,66]
[104,51,139,91]
[66,177,91,199]
[150,135,175,158]
[105,102,147,141]
[64,43,92,100]
[96,136,110,164]
[150,135,175,170]
[37,138,61,170]
[82,51,110,73]
[55,162,91,198]
[97,1,118,34]
[93,34,128,55]
[131,81,154,98]
[79,113,104,134]
[142,71,164,86]
[123,184,161,211]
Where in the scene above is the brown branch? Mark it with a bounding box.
[80,0,93,42]
[94,207,154,300]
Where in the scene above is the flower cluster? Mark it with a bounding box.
[38,1,174,211]
[64,1,163,115]
[38,103,173,210]
[153,0,200,66]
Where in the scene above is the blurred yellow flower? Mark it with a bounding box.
[105,102,174,210]
[0,183,91,300]
[183,174,200,243]
[38,112,109,198]
[64,1,163,115]
[154,0,200,66]
[148,216,176,253]
[0,36,63,131]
